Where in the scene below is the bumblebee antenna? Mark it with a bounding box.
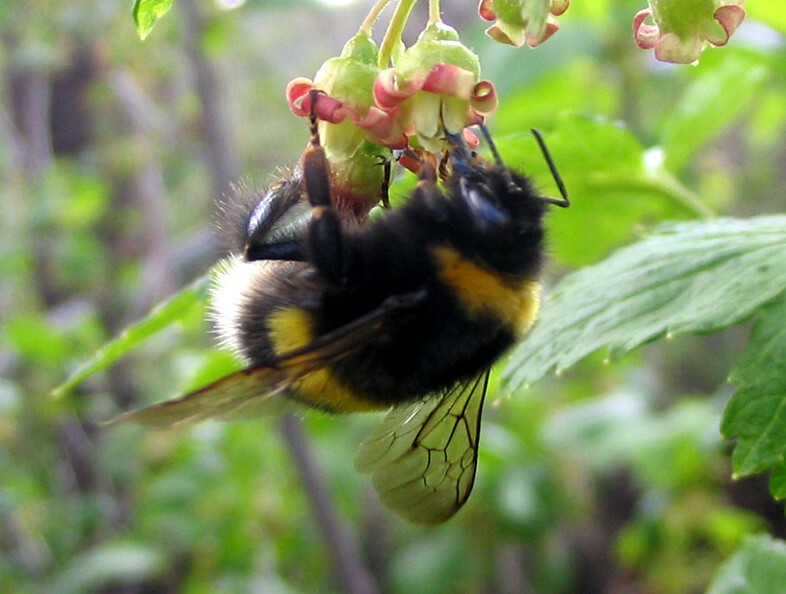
[530,129,569,208]
[476,122,505,169]
[475,122,516,190]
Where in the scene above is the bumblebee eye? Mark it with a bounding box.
[460,177,510,230]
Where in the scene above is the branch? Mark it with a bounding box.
[179,0,238,200]
[279,414,380,594]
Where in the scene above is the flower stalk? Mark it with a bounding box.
[282,0,742,214]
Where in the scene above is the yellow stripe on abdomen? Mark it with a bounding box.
[431,245,540,336]
[267,307,384,413]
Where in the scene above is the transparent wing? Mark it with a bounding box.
[354,369,490,525]
[107,290,428,428]
[104,365,297,428]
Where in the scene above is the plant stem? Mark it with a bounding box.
[279,414,380,594]
[428,0,441,24]
[586,173,715,218]
[654,172,716,218]
[378,0,418,67]
[180,0,238,201]
[359,0,395,34]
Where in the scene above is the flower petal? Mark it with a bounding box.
[286,78,316,117]
[654,32,703,64]
[285,80,349,123]
[353,106,409,149]
[478,0,496,21]
[373,69,423,110]
[411,92,442,140]
[442,96,472,135]
[633,9,659,50]
[527,17,560,47]
[463,127,480,149]
[707,4,746,46]
[422,64,477,101]
[550,0,570,17]
[312,95,349,124]
[469,80,498,114]
[485,23,526,47]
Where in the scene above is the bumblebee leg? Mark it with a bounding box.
[303,145,346,286]
[380,158,391,209]
[307,205,345,286]
[410,161,447,214]
[302,90,346,286]
[418,161,437,184]
[302,128,332,208]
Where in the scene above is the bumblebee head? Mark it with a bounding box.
[445,132,544,230]
[441,129,569,275]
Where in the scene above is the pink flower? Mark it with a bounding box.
[287,80,408,151]
[286,32,408,154]
[285,32,402,214]
[479,0,569,48]
[372,22,498,152]
[286,23,498,176]
[633,0,746,64]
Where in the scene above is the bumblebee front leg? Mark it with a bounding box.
[302,92,346,287]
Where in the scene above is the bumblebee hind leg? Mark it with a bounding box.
[301,90,347,287]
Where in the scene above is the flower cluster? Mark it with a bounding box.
[287,32,393,153]
[633,0,746,64]
[479,0,570,48]
[282,0,745,213]
[283,0,585,187]
[288,22,498,160]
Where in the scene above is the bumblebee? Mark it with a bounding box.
[113,110,569,525]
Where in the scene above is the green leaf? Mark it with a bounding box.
[180,349,243,393]
[133,0,175,40]
[662,50,769,172]
[504,215,786,391]
[52,273,211,398]
[49,541,166,593]
[545,394,721,490]
[721,293,786,477]
[5,315,73,365]
[491,61,616,131]
[496,115,706,267]
[707,534,786,594]
[769,460,786,499]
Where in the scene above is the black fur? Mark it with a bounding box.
[226,149,553,408]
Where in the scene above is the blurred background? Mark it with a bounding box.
[2,0,786,592]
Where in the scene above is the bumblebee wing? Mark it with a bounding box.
[105,290,428,428]
[354,369,490,525]
[103,365,296,428]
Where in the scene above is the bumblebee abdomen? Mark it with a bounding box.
[323,246,540,407]
[327,296,516,407]
[266,305,389,413]
[430,245,540,337]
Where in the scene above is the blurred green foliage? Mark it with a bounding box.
[4,0,786,592]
